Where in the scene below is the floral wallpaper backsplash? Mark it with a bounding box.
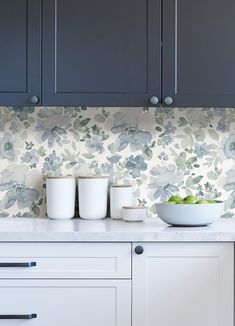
[0,106,235,218]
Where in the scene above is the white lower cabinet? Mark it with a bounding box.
[0,242,233,326]
[0,279,131,326]
[132,243,234,326]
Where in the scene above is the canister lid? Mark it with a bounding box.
[46,175,75,179]
[123,206,146,209]
[110,184,132,188]
[78,176,109,179]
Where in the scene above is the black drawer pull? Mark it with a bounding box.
[0,262,36,268]
[0,314,37,319]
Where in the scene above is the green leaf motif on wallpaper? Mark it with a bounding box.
[207,171,218,180]
[194,129,205,142]
[184,127,192,135]
[37,146,46,157]
[94,109,110,123]
[142,146,153,160]
[155,126,162,132]
[208,129,219,141]
[193,176,203,184]
[186,175,203,189]
[30,202,40,217]
[82,153,95,159]
[178,117,188,127]
[71,141,77,151]
[175,152,187,169]
[73,132,80,142]
[185,156,198,170]
[182,135,194,148]
[73,118,90,131]
[108,143,115,154]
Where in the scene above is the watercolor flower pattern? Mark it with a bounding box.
[0,136,16,161]
[0,106,234,218]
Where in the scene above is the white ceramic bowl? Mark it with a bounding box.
[122,206,146,222]
[156,201,224,226]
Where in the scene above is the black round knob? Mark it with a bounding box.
[135,246,144,255]
[29,96,39,104]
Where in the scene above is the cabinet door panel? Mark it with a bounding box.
[0,280,131,326]
[42,0,161,106]
[0,0,41,106]
[163,0,235,107]
[133,243,233,326]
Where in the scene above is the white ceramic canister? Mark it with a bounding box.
[122,206,147,222]
[110,184,133,220]
[78,176,109,219]
[46,176,76,219]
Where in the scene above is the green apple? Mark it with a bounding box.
[184,195,198,204]
[207,200,217,203]
[183,199,195,204]
[176,200,185,204]
[163,201,176,204]
[196,200,209,204]
[168,195,183,203]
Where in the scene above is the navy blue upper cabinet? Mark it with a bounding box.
[42,0,161,107]
[1,0,235,108]
[0,0,41,106]
[162,0,235,107]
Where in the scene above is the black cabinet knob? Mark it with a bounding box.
[135,246,144,255]
[29,96,39,104]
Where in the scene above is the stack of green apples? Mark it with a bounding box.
[164,195,217,205]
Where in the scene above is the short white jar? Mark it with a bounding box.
[110,185,133,220]
[122,206,146,222]
[78,176,108,219]
[46,176,76,219]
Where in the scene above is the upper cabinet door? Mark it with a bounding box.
[0,0,41,106]
[42,0,161,107]
[162,0,235,107]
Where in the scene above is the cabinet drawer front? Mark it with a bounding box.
[0,279,131,326]
[0,243,131,279]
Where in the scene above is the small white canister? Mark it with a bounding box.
[46,176,76,219]
[122,206,146,222]
[110,184,133,220]
[78,176,108,219]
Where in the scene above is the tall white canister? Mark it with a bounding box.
[46,176,76,219]
[110,184,133,220]
[78,176,109,219]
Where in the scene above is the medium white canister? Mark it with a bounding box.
[110,184,133,220]
[78,176,109,219]
[46,176,76,219]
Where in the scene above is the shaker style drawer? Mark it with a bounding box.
[0,279,131,326]
[0,243,131,279]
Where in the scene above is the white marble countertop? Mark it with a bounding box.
[0,217,234,242]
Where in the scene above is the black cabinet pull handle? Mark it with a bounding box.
[135,246,144,255]
[0,314,37,319]
[0,262,36,267]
